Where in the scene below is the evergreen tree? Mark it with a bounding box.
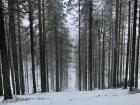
[29,0,37,93]
[8,0,20,95]
[130,0,138,91]
[0,0,13,99]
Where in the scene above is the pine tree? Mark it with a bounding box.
[78,0,81,91]
[0,0,13,99]
[135,8,140,89]
[38,0,47,92]
[124,0,131,89]
[88,0,93,90]
[113,0,119,88]
[8,0,20,95]
[29,0,37,93]
[130,0,138,91]
[17,0,25,95]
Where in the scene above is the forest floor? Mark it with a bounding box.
[0,89,140,105]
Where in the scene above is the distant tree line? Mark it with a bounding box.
[68,0,140,91]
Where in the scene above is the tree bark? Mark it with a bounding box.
[8,0,20,95]
[0,59,3,96]
[38,0,47,92]
[124,0,131,89]
[55,14,59,92]
[17,0,25,95]
[0,0,13,99]
[135,9,140,89]
[78,0,81,91]
[29,0,37,93]
[113,0,119,88]
[88,0,93,90]
[130,0,138,91]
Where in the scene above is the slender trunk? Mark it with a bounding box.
[59,39,63,91]
[98,28,101,89]
[88,0,93,90]
[17,1,25,95]
[84,36,87,90]
[29,0,37,93]
[46,37,49,92]
[0,59,3,96]
[135,9,140,89]
[55,14,59,92]
[120,21,124,86]
[108,2,112,88]
[117,0,122,86]
[41,0,47,92]
[6,16,16,94]
[38,0,47,92]
[130,0,138,91]
[113,0,119,88]
[102,32,105,89]
[78,0,82,91]
[8,0,20,95]
[124,1,131,89]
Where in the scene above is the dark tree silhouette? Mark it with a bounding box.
[0,0,13,99]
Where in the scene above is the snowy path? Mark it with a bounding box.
[0,89,140,105]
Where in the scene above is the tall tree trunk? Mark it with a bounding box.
[29,0,37,93]
[38,0,47,92]
[98,28,101,89]
[42,0,49,92]
[46,36,49,92]
[101,9,105,89]
[78,0,81,91]
[129,27,133,82]
[55,14,59,92]
[130,0,138,91]
[59,38,63,91]
[113,0,119,88]
[41,0,47,92]
[54,14,59,92]
[6,16,16,94]
[17,1,25,95]
[124,0,131,89]
[135,9,140,89]
[84,37,88,91]
[108,1,112,88]
[8,0,20,95]
[117,0,122,86]
[102,32,105,89]
[120,21,124,86]
[88,0,93,90]
[0,0,13,99]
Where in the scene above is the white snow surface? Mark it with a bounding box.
[0,89,140,105]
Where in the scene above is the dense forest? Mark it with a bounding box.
[0,0,140,102]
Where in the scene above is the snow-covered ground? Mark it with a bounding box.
[0,89,140,105]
